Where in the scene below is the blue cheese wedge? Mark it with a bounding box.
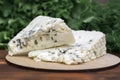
[28,30,106,65]
[8,16,75,56]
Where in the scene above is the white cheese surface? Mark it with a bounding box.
[28,30,106,64]
[8,16,75,56]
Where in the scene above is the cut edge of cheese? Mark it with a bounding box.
[8,16,75,56]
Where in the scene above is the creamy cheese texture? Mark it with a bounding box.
[8,16,75,56]
[28,30,106,64]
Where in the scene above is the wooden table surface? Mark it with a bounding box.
[0,50,120,80]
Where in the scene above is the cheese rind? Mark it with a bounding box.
[28,30,106,65]
[8,16,75,56]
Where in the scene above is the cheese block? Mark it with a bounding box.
[28,30,106,65]
[8,16,75,56]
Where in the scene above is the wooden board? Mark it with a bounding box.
[5,53,120,70]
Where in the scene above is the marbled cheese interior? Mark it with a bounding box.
[28,30,106,64]
[8,16,75,56]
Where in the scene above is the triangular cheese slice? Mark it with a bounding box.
[8,16,75,56]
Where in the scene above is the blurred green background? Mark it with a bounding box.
[0,0,120,53]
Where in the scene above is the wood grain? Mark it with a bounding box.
[0,50,120,80]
